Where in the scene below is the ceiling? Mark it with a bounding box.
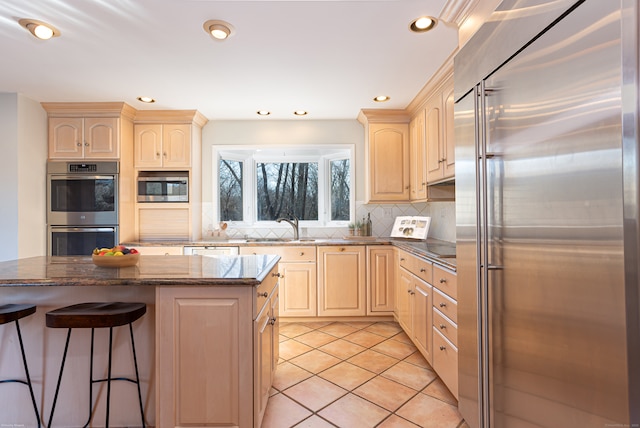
[0,0,460,121]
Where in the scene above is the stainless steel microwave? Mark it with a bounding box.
[137,171,188,202]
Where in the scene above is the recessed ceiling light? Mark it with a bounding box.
[257,110,271,116]
[293,110,308,116]
[203,20,235,41]
[19,19,60,40]
[409,16,437,33]
[373,95,390,102]
[137,96,155,103]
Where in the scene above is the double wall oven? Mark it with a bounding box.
[47,161,119,256]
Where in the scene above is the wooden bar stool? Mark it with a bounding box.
[0,304,40,428]
[46,302,146,428]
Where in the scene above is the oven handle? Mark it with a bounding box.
[49,175,116,180]
[137,176,188,182]
[49,227,117,232]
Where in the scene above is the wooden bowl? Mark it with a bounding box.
[92,253,140,268]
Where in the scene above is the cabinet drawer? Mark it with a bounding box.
[433,307,457,347]
[433,288,457,324]
[433,264,457,299]
[398,250,433,284]
[255,266,279,318]
[432,328,458,398]
[241,246,316,262]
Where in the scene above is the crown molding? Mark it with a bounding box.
[439,0,478,26]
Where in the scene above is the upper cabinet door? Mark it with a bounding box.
[368,123,410,202]
[410,109,427,201]
[162,124,191,168]
[134,124,162,168]
[49,117,84,159]
[442,80,456,180]
[425,94,444,183]
[83,117,119,159]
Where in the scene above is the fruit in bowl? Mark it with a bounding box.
[92,245,140,267]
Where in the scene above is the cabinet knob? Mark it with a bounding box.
[76,142,82,147]
[400,258,405,261]
[258,292,268,298]
[440,278,446,283]
[420,268,426,272]
[300,252,304,256]
[156,152,160,158]
[271,272,281,277]
[439,302,447,308]
[340,247,345,252]
[163,152,167,157]
[439,324,446,329]
[439,345,446,351]
[270,317,277,325]
[84,142,89,147]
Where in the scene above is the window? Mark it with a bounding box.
[215,146,353,226]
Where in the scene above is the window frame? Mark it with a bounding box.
[213,145,354,228]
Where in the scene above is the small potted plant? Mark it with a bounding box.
[354,220,363,236]
[347,222,355,236]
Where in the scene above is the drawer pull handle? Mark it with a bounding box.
[439,302,447,308]
[258,292,268,298]
[439,324,446,329]
[440,346,446,351]
[270,317,277,325]
[300,252,304,256]
[272,272,281,277]
[440,278,446,283]
[340,247,345,252]
[420,268,426,272]
[400,258,405,261]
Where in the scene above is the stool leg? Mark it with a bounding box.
[129,322,146,427]
[105,327,113,428]
[82,328,96,428]
[48,328,72,428]
[15,319,41,428]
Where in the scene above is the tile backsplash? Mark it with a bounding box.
[202,201,456,243]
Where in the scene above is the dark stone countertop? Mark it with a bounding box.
[0,254,280,287]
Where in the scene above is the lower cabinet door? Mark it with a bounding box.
[317,246,366,316]
[280,262,317,317]
[412,281,433,364]
[254,301,273,427]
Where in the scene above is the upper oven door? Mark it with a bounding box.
[48,174,118,225]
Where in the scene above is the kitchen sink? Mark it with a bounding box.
[244,238,316,243]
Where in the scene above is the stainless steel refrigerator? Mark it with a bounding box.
[454,0,640,427]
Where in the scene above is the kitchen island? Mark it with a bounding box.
[0,254,280,428]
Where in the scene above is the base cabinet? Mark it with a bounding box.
[367,246,396,314]
[156,265,279,428]
[317,246,366,316]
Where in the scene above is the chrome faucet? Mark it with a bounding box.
[276,215,299,240]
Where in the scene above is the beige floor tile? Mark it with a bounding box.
[372,339,418,360]
[290,349,342,373]
[272,361,313,391]
[377,414,421,428]
[343,330,388,347]
[353,375,418,412]
[318,393,390,428]
[279,334,289,343]
[396,392,463,428]
[403,351,433,370]
[283,376,347,411]
[293,415,337,427]
[261,393,312,428]
[317,322,359,338]
[341,320,375,329]
[347,349,399,374]
[422,378,457,406]
[318,338,366,360]
[318,361,376,390]
[295,330,339,347]
[390,330,413,345]
[280,323,315,338]
[364,321,403,337]
[301,320,334,329]
[280,339,314,360]
[382,361,438,391]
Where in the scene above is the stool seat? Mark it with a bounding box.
[46,302,146,329]
[0,304,36,325]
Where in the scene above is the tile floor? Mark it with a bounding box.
[263,320,468,428]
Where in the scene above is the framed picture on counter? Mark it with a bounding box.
[390,216,431,240]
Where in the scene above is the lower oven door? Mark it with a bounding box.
[49,226,118,256]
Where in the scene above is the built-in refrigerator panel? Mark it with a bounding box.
[455,0,637,426]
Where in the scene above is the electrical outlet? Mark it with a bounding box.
[383,207,393,218]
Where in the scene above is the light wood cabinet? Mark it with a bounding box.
[137,205,191,241]
[409,110,428,201]
[367,123,410,202]
[317,245,366,316]
[240,246,317,318]
[43,102,136,160]
[367,246,395,314]
[134,123,191,168]
[396,249,434,363]
[156,264,279,428]
[431,263,458,398]
[426,76,455,184]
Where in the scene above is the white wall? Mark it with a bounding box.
[0,93,47,261]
